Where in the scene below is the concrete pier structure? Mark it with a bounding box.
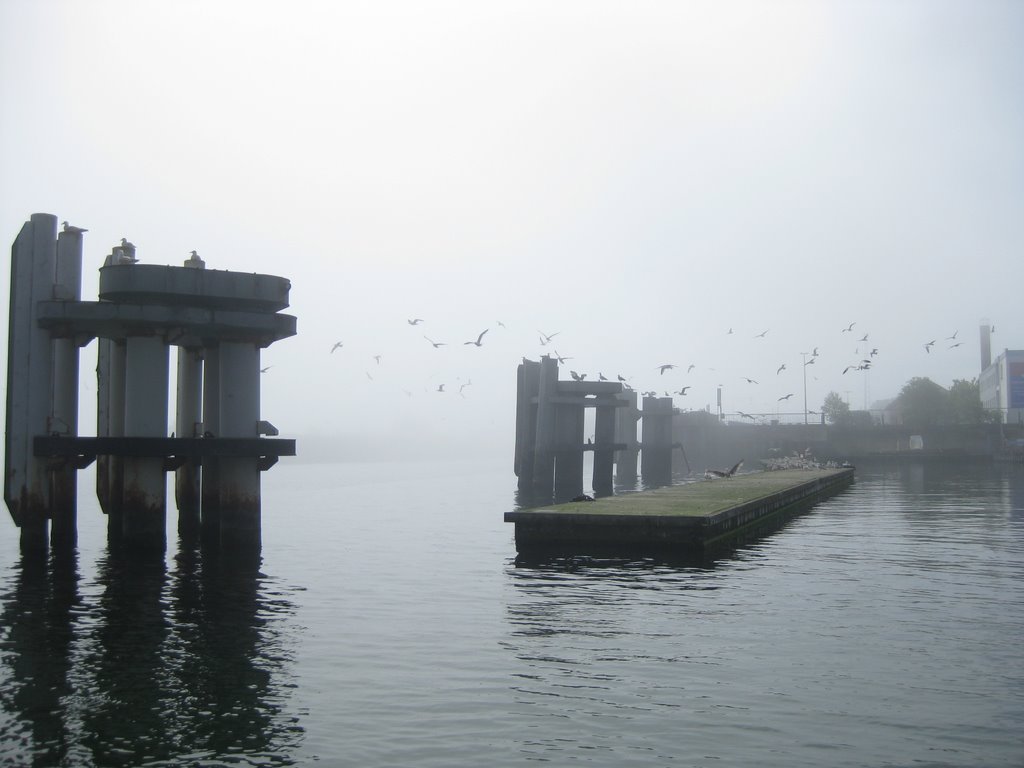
[5,213,296,557]
[515,357,648,502]
[614,390,640,485]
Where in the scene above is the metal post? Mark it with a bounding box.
[175,346,203,537]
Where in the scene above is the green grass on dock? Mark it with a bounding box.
[521,468,849,519]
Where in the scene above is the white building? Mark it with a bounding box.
[979,323,1024,424]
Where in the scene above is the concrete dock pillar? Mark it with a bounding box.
[615,390,640,485]
[49,227,84,549]
[531,356,559,498]
[553,397,585,501]
[96,336,126,536]
[200,345,221,543]
[217,341,261,548]
[593,403,616,496]
[4,214,58,555]
[514,359,541,492]
[122,335,170,549]
[174,346,203,537]
[641,396,674,487]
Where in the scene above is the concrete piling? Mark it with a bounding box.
[4,213,296,559]
[641,396,675,486]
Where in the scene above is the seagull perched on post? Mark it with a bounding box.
[464,329,489,346]
[61,221,87,234]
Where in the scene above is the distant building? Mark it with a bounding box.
[868,398,900,425]
[978,323,1024,424]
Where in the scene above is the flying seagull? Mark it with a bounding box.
[464,329,489,346]
[538,330,559,345]
[407,318,424,325]
[424,336,446,348]
[949,342,963,349]
[570,370,586,381]
[331,341,343,353]
[676,386,691,395]
[553,350,572,364]
[754,329,769,338]
[687,364,696,373]
[842,322,856,332]
[946,330,958,340]
[742,377,758,384]
[778,393,794,401]
[437,384,445,392]
[777,364,786,374]
[373,355,382,365]
[657,364,676,375]
[260,365,272,373]
[924,340,936,353]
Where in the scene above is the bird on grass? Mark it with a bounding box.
[705,460,743,479]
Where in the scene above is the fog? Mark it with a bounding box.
[2,1,1022,462]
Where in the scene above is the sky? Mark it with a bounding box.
[2,0,1022,460]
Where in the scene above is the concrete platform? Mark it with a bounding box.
[505,467,854,557]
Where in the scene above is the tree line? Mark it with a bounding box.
[822,377,991,429]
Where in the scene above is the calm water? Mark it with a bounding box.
[1,457,1023,767]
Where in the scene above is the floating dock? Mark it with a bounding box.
[505,467,854,557]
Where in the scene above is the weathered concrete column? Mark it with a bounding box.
[641,396,674,487]
[593,403,616,497]
[553,397,585,501]
[174,346,203,537]
[4,214,58,554]
[200,345,221,543]
[217,341,261,548]
[49,227,84,549]
[122,335,170,549]
[514,359,541,492]
[615,390,640,485]
[96,336,126,536]
[531,356,559,498]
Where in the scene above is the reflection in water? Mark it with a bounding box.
[0,545,302,767]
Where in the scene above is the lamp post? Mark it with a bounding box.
[800,352,809,425]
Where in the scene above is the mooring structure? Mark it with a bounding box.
[5,213,296,555]
[514,356,676,502]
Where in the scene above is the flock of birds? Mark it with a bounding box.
[294,313,978,419]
